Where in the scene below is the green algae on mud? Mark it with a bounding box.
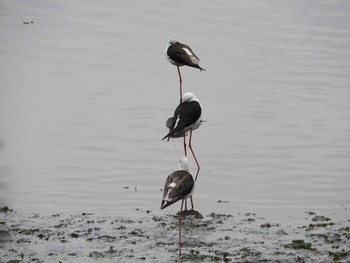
[0,207,349,262]
[284,239,316,251]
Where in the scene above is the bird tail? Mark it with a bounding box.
[162,134,170,141]
[190,64,205,71]
[161,197,182,210]
[162,128,179,141]
[162,117,177,141]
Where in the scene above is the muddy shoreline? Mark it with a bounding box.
[0,207,349,262]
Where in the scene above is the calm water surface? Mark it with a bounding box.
[1,0,350,221]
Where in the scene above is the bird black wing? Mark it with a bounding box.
[167,43,205,71]
[162,101,201,141]
[161,170,194,209]
[180,43,201,62]
[165,171,193,198]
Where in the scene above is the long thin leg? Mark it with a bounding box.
[183,133,187,157]
[184,197,193,211]
[194,169,200,182]
[178,65,185,158]
[177,66,182,103]
[179,199,184,257]
[189,129,200,181]
[190,197,194,210]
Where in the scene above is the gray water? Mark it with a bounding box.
[1,0,350,221]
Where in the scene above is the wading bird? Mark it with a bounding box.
[165,38,205,102]
[162,92,203,180]
[161,157,195,256]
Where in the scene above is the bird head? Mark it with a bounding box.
[182,92,198,103]
[178,156,191,172]
[168,37,178,45]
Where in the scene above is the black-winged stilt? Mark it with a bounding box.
[161,156,195,256]
[162,92,203,180]
[165,38,205,102]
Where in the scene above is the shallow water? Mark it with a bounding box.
[1,0,350,224]
[1,208,350,262]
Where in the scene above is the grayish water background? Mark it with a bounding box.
[1,0,349,220]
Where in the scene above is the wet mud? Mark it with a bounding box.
[0,207,349,262]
